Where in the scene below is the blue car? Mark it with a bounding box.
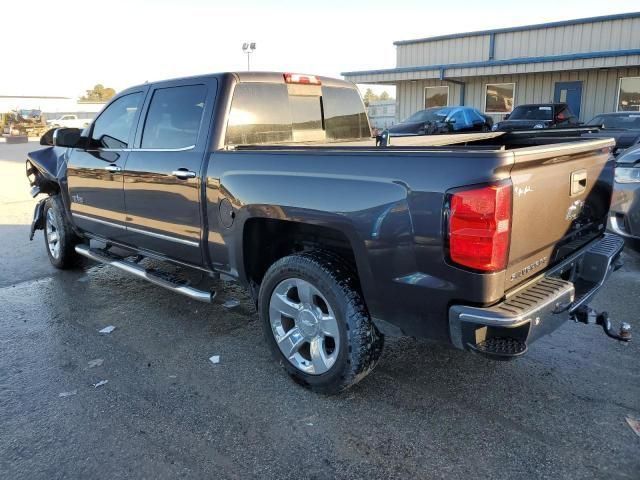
[387,106,493,135]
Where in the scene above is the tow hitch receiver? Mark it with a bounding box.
[571,306,631,342]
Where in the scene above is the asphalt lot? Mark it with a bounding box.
[0,141,639,479]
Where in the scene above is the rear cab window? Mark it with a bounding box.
[225,79,371,146]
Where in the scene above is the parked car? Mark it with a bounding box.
[46,114,92,129]
[493,103,580,131]
[26,72,628,394]
[387,106,492,135]
[584,112,640,153]
[609,143,640,241]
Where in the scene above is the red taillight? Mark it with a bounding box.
[448,182,512,272]
[283,73,321,85]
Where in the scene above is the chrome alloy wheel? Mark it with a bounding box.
[45,209,61,259]
[269,278,340,375]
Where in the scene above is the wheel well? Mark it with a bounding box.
[243,218,357,292]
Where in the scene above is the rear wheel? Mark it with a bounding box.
[259,250,384,394]
[44,195,81,269]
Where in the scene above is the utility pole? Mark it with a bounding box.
[242,42,256,71]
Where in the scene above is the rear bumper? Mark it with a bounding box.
[448,233,624,352]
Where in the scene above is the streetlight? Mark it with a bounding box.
[242,42,256,71]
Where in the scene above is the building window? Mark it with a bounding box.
[618,77,640,112]
[484,83,515,114]
[424,86,449,108]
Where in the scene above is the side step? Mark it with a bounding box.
[75,244,215,303]
[467,337,528,361]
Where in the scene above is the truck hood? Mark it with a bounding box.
[388,121,446,135]
[388,122,426,134]
[583,129,640,150]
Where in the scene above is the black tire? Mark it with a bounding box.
[259,250,384,394]
[43,195,81,269]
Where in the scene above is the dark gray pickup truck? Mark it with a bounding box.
[25,72,630,393]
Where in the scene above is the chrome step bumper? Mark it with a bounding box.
[449,233,624,352]
[75,244,215,303]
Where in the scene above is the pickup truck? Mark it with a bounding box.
[493,103,580,131]
[46,114,92,129]
[25,72,630,394]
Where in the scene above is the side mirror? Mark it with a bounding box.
[39,128,57,146]
[504,114,510,120]
[53,128,84,148]
[448,118,456,124]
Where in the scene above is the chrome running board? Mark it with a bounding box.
[75,244,215,303]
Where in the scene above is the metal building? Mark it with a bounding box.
[342,13,640,123]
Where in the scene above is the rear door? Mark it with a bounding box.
[505,139,614,290]
[121,78,217,266]
[67,90,145,241]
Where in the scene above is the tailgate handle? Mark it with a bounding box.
[571,170,587,196]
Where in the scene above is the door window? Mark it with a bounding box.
[449,109,466,128]
[91,92,143,149]
[141,85,208,149]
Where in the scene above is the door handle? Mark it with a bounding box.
[172,169,197,179]
[105,164,121,172]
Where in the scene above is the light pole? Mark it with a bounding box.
[242,42,256,71]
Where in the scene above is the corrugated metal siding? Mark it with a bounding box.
[397,35,489,67]
[395,67,640,123]
[396,17,640,69]
[493,17,640,60]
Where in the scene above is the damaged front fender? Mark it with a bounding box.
[25,146,67,196]
[26,146,69,239]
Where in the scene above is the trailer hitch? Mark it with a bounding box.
[571,306,631,342]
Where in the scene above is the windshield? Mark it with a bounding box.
[587,114,640,129]
[509,105,553,120]
[404,108,451,123]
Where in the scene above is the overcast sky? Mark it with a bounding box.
[3,0,638,98]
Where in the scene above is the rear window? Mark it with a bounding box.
[509,106,553,120]
[225,82,370,146]
[322,86,371,141]
[225,83,293,145]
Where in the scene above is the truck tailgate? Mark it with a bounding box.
[505,139,615,290]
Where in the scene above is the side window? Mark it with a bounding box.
[450,110,466,126]
[225,83,293,145]
[468,109,485,123]
[141,85,207,149]
[91,92,143,149]
[556,106,569,122]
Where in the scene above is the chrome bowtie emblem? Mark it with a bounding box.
[566,199,585,221]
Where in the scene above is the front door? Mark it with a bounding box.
[121,79,216,266]
[554,81,583,118]
[67,91,146,241]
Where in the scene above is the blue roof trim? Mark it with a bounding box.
[342,48,640,78]
[393,12,640,46]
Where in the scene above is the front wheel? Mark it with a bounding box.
[43,195,81,269]
[259,250,384,394]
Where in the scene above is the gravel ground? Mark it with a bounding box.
[0,142,639,479]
